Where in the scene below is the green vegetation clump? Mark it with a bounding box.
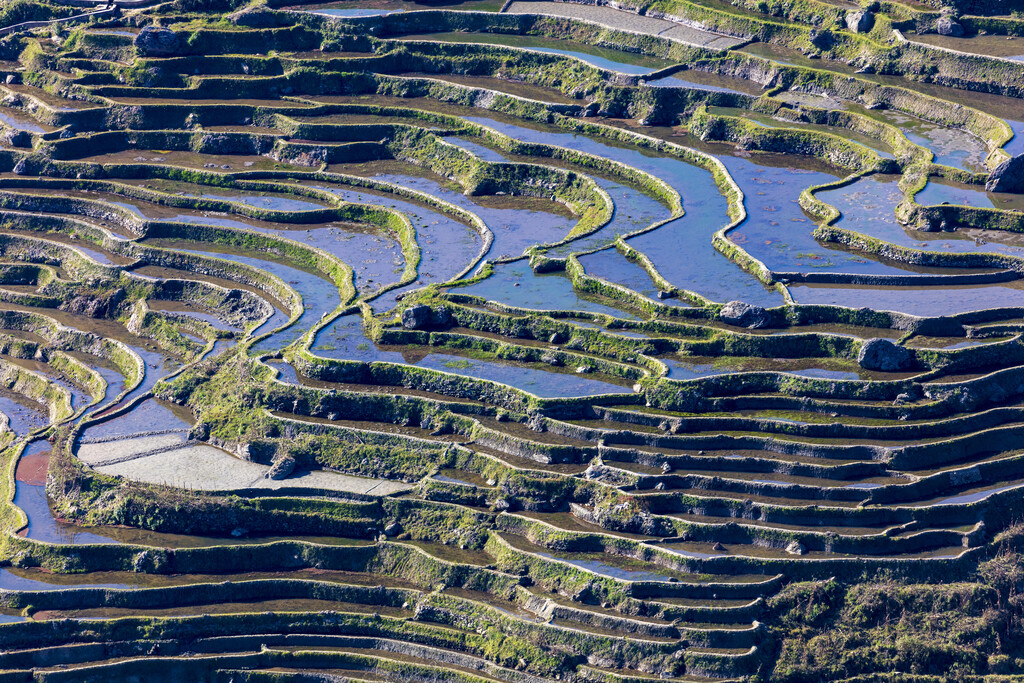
[771,546,1024,680]
[0,0,73,29]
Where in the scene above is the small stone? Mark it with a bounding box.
[384,522,401,536]
[11,158,26,175]
[785,540,806,555]
[712,542,725,552]
[576,365,592,374]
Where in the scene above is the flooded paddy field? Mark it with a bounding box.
[0,0,1022,680]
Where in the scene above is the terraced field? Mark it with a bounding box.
[0,0,1022,680]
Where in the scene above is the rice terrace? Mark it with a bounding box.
[0,0,1023,679]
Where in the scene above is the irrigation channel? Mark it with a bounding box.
[0,0,1021,679]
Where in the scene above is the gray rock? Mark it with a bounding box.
[720,301,770,329]
[384,521,401,536]
[845,10,874,33]
[986,154,1024,194]
[134,26,181,57]
[3,129,30,148]
[133,550,151,572]
[541,352,562,367]
[266,455,295,480]
[858,338,912,372]
[11,157,26,175]
[402,304,431,330]
[785,540,806,556]
[936,15,964,37]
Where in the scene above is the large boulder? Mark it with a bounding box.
[858,338,912,372]
[936,15,965,36]
[845,10,874,33]
[134,26,181,58]
[2,129,30,148]
[266,455,296,480]
[402,304,431,330]
[986,154,1024,194]
[719,301,771,329]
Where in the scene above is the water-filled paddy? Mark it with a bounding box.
[406,352,632,396]
[916,178,1024,213]
[309,183,481,305]
[457,259,639,318]
[142,239,343,353]
[578,249,691,307]
[818,175,1024,260]
[370,171,576,259]
[790,282,1024,315]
